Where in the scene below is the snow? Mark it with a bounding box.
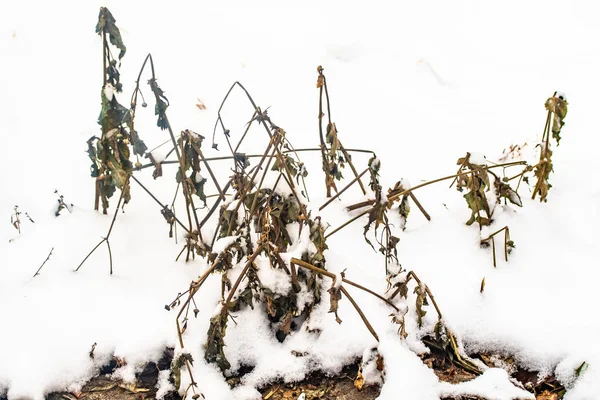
[156,370,175,400]
[2,1,600,400]
[361,347,385,387]
[440,368,534,400]
[213,235,239,253]
[103,83,114,102]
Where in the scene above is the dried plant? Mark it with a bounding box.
[316,66,366,198]
[532,93,568,202]
[54,189,73,217]
[87,7,147,214]
[503,92,568,201]
[451,152,521,265]
[9,205,34,239]
[454,153,494,228]
[10,205,21,234]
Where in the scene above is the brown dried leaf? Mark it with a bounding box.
[328,285,343,324]
[414,284,427,327]
[280,312,293,335]
[316,75,324,88]
[376,354,385,371]
[545,95,568,144]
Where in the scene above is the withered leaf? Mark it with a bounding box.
[545,95,568,145]
[327,285,343,324]
[204,313,231,372]
[414,284,427,328]
[316,75,324,88]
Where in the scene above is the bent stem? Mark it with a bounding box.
[290,258,399,342]
[340,286,379,341]
[408,193,431,221]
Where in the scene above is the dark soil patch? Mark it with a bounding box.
[420,337,567,400]
[257,363,380,400]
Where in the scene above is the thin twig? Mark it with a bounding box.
[134,148,376,172]
[249,136,281,216]
[199,179,232,228]
[291,258,397,342]
[325,210,369,239]
[33,247,54,278]
[319,168,369,211]
[76,181,126,274]
[130,175,190,233]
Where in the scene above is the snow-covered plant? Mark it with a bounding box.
[388,271,481,374]
[155,84,413,398]
[197,123,380,374]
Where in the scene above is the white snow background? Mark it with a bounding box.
[1,1,600,399]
